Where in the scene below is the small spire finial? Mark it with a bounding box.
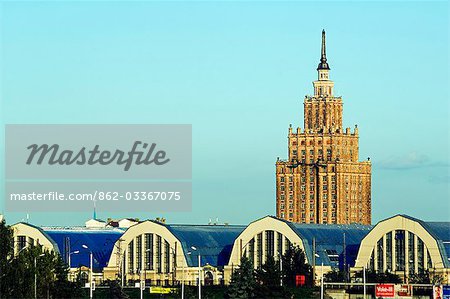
[317,29,330,70]
[321,30,326,59]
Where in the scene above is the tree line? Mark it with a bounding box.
[225,245,313,299]
[0,219,84,298]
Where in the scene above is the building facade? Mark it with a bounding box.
[276,30,372,225]
[353,215,450,283]
[10,214,450,286]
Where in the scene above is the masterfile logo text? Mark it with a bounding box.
[26,141,170,171]
[6,124,191,179]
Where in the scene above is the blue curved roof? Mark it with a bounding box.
[423,222,450,268]
[42,227,124,271]
[166,224,246,267]
[288,221,372,270]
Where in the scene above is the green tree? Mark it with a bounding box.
[408,270,430,284]
[0,220,82,298]
[281,245,313,287]
[106,279,129,299]
[431,273,444,285]
[0,219,15,298]
[254,256,291,299]
[52,254,84,298]
[324,269,346,283]
[225,257,256,299]
[365,270,402,283]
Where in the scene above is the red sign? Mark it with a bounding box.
[295,275,305,286]
[376,284,395,297]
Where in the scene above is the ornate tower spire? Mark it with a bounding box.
[276,32,371,226]
[317,29,330,70]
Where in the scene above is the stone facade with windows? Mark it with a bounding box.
[276,30,371,225]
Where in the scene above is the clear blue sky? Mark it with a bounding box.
[1,1,448,226]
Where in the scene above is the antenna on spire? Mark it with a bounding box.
[93,200,97,219]
[321,29,326,61]
[317,29,330,70]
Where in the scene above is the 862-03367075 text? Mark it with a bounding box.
[9,191,182,201]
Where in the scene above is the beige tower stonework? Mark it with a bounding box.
[276,30,371,225]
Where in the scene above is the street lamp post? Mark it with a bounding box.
[82,245,93,299]
[34,253,45,299]
[354,259,366,298]
[139,249,151,299]
[90,252,93,299]
[68,250,79,269]
[139,268,143,299]
[182,251,191,299]
[191,246,201,299]
[314,252,320,286]
[320,262,324,299]
[121,257,124,288]
[312,237,318,285]
[363,266,366,299]
[278,252,283,287]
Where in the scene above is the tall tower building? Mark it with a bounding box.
[276,30,372,225]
